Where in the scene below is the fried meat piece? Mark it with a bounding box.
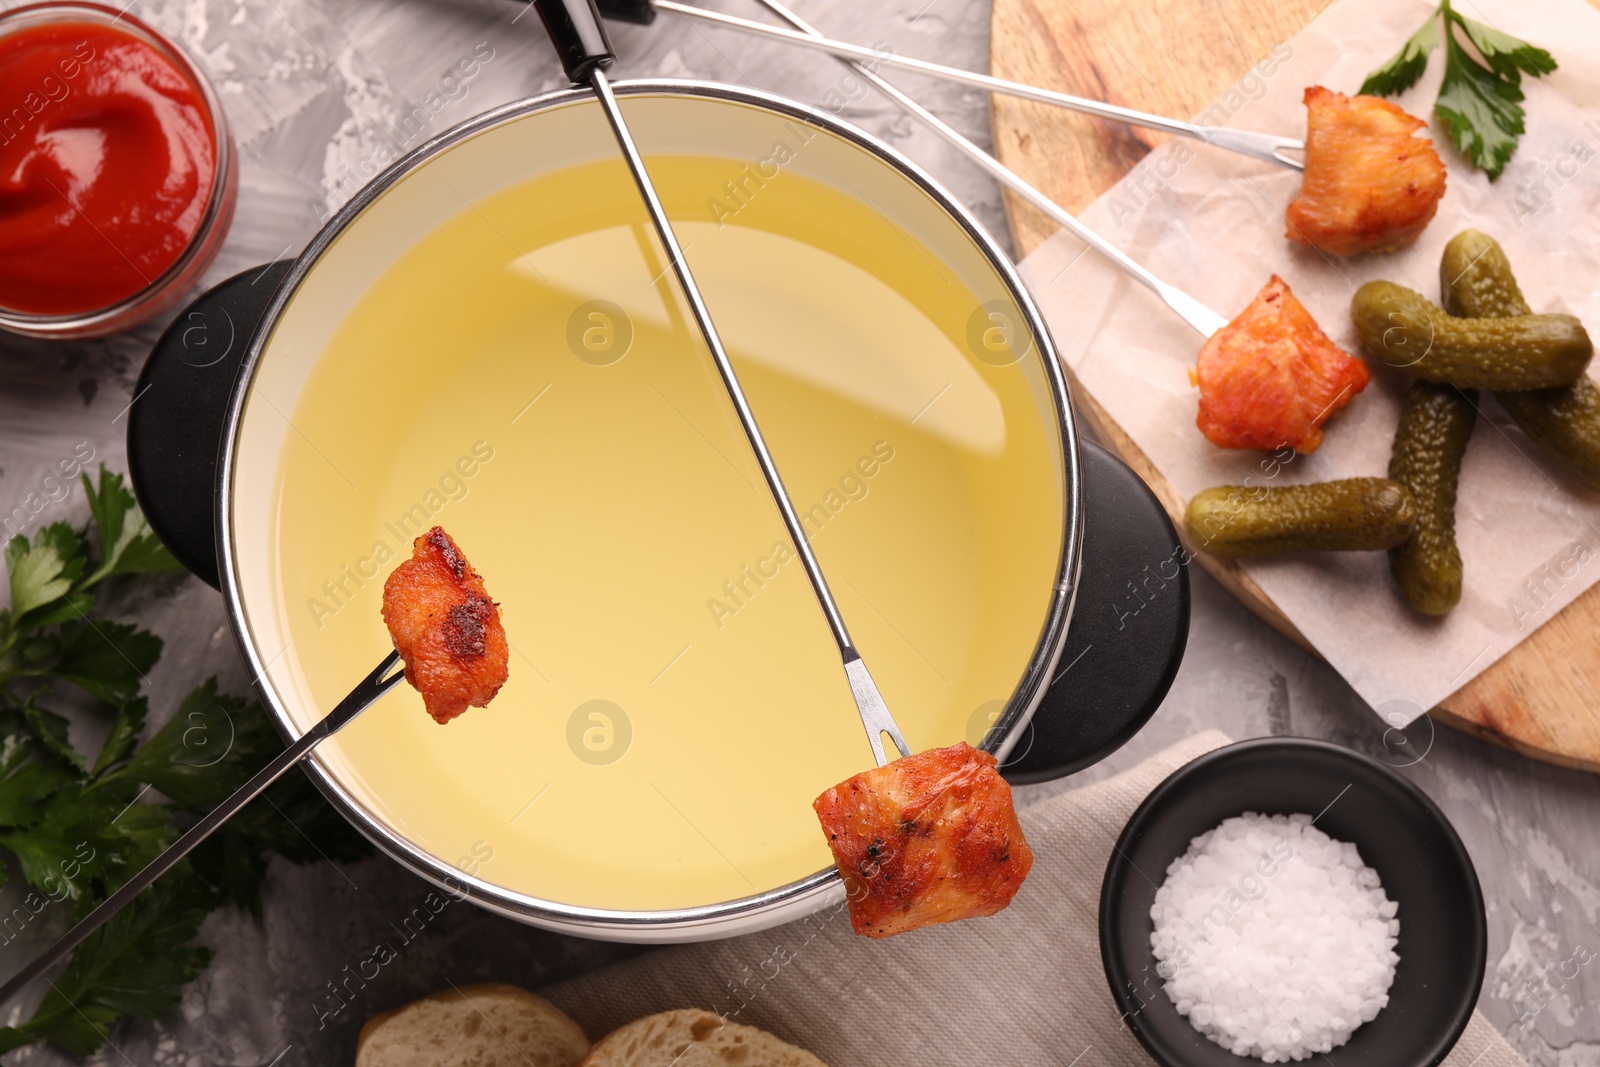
[813,741,1033,938]
[1285,87,1447,256]
[1196,275,1370,453]
[381,527,509,724]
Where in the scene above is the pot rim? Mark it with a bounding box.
[216,77,1085,941]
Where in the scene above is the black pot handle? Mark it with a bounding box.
[1001,438,1190,784]
[130,267,1188,778]
[127,261,292,589]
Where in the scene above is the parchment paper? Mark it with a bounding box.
[1017,0,1600,724]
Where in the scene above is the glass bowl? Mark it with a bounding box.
[0,1,237,340]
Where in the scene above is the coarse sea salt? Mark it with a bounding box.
[1149,812,1400,1062]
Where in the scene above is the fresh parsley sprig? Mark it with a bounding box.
[1359,0,1557,179]
[0,467,371,1057]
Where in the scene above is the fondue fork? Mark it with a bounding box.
[763,0,1232,337]
[583,0,1230,338]
[0,652,405,1013]
[531,0,913,766]
[610,0,1305,171]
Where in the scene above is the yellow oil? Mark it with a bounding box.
[270,152,1065,911]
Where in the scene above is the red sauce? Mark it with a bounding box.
[0,21,216,316]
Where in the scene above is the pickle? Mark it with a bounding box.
[1186,478,1417,558]
[1496,386,1600,490]
[1351,280,1592,390]
[1388,382,1476,614]
[1440,230,1531,319]
[1440,229,1600,490]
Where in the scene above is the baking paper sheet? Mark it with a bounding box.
[1016,0,1600,723]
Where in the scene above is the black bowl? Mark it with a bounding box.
[1100,738,1486,1067]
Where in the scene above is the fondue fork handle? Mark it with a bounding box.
[0,651,404,1014]
[652,0,1305,172]
[530,0,911,767]
[739,0,1229,339]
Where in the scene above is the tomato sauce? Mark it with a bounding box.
[0,21,217,316]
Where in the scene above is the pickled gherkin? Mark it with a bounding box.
[1496,387,1600,490]
[1185,479,1417,558]
[1350,280,1591,390]
[1441,229,1600,491]
[1388,382,1476,614]
[1440,230,1528,319]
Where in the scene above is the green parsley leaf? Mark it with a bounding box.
[91,697,148,777]
[1456,15,1557,83]
[10,590,96,632]
[1358,2,1557,180]
[22,700,85,773]
[1436,21,1527,180]
[81,469,181,586]
[5,523,87,621]
[41,619,163,706]
[0,870,213,1057]
[1359,12,1440,97]
[0,778,171,902]
[80,800,176,899]
[0,717,79,832]
[111,679,269,808]
[190,818,271,915]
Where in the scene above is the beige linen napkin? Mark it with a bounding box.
[543,732,1524,1067]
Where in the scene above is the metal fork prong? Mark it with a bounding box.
[1194,126,1308,170]
[1272,142,1308,170]
[844,656,913,764]
[323,649,405,735]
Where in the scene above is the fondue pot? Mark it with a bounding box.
[127,79,1189,942]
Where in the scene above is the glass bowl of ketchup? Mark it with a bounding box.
[0,1,237,339]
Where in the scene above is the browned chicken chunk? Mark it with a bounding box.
[381,527,509,724]
[813,741,1033,938]
[1285,86,1447,256]
[1196,274,1370,453]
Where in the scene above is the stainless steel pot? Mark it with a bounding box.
[128,79,1189,942]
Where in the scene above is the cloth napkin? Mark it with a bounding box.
[544,732,1525,1066]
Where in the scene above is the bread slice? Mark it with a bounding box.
[580,1009,828,1067]
[356,983,589,1067]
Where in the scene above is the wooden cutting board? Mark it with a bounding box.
[989,0,1600,772]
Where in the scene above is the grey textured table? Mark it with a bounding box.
[1,0,1597,1064]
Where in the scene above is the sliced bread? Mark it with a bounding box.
[580,1009,827,1067]
[356,983,589,1067]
